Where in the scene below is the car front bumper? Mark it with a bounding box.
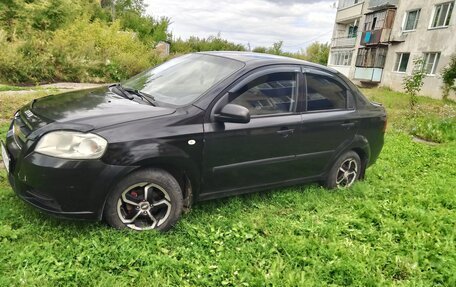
[4,126,135,220]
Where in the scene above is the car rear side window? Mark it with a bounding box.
[230,72,297,116]
[306,73,347,111]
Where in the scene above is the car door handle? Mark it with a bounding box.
[276,128,294,137]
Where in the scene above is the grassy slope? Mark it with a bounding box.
[0,88,455,286]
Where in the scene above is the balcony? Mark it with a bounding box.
[355,46,387,68]
[368,0,398,11]
[354,67,383,82]
[331,36,357,48]
[354,38,387,82]
[360,28,392,46]
[336,1,364,23]
[338,0,362,10]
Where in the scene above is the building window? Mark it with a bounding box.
[394,53,410,73]
[330,50,353,66]
[430,2,454,28]
[348,25,358,38]
[403,9,421,31]
[423,52,441,75]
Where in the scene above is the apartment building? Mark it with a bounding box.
[328,0,456,99]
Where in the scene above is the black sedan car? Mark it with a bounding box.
[1,52,386,231]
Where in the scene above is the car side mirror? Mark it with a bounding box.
[215,104,250,124]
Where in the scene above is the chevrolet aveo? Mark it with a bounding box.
[1,52,386,231]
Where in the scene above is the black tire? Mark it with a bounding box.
[324,151,361,189]
[104,168,183,231]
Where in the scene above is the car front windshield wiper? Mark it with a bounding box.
[109,83,156,106]
[109,83,134,100]
[121,86,156,106]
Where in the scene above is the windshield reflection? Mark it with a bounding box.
[123,54,244,106]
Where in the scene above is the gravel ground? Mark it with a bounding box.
[39,82,107,90]
[0,83,107,96]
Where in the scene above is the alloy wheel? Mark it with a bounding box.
[116,182,172,230]
[336,158,358,188]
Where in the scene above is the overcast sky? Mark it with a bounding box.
[145,0,337,52]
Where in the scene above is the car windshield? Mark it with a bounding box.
[122,54,244,106]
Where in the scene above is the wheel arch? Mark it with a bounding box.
[327,135,371,180]
[98,156,199,220]
[351,146,369,179]
[132,159,196,211]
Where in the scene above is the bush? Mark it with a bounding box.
[252,41,329,65]
[442,55,456,100]
[171,35,245,53]
[408,106,456,143]
[0,0,167,84]
[0,35,55,84]
[0,20,160,84]
[403,57,426,110]
[51,20,158,82]
[410,117,456,143]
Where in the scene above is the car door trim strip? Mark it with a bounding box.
[212,150,334,173]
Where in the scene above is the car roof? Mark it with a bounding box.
[198,51,338,73]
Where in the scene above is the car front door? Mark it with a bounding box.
[200,66,304,198]
[294,68,358,178]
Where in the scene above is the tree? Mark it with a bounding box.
[252,42,283,55]
[101,0,147,20]
[252,46,267,53]
[269,41,283,55]
[403,57,426,110]
[301,42,330,65]
[0,0,25,41]
[170,35,245,53]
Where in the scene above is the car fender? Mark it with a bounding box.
[325,134,371,178]
[102,140,201,195]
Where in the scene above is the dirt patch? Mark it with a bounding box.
[0,83,107,96]
[40,82,107,90]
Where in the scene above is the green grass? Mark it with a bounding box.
[0,88,455,286]
[0,84,29,92]
[0,84,56,92]
[363,87,456,143]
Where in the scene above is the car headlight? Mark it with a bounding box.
[35,131,108,159]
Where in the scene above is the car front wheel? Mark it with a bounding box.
[104,169,183,231]
[325,151,361,189]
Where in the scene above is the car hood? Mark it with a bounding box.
[23,87,175,131]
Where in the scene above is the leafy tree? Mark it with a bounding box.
[31,0,73,31]
[252,41,284,55]
[171,35,245,53]
[269,41,284,55]
[403,57,426,110]
[252,41,329,65]
[300,42,330,65]
[252,46,267,53]
[0,0,25,41]
[0,0,169,83]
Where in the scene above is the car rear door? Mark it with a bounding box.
[200,66,304,197]
[294,68,358,178]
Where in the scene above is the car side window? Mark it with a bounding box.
[230,72,297,116]
[306,73,348,111]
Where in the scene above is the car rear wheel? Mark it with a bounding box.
[104,169,183,231]
[325,151,361,189]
